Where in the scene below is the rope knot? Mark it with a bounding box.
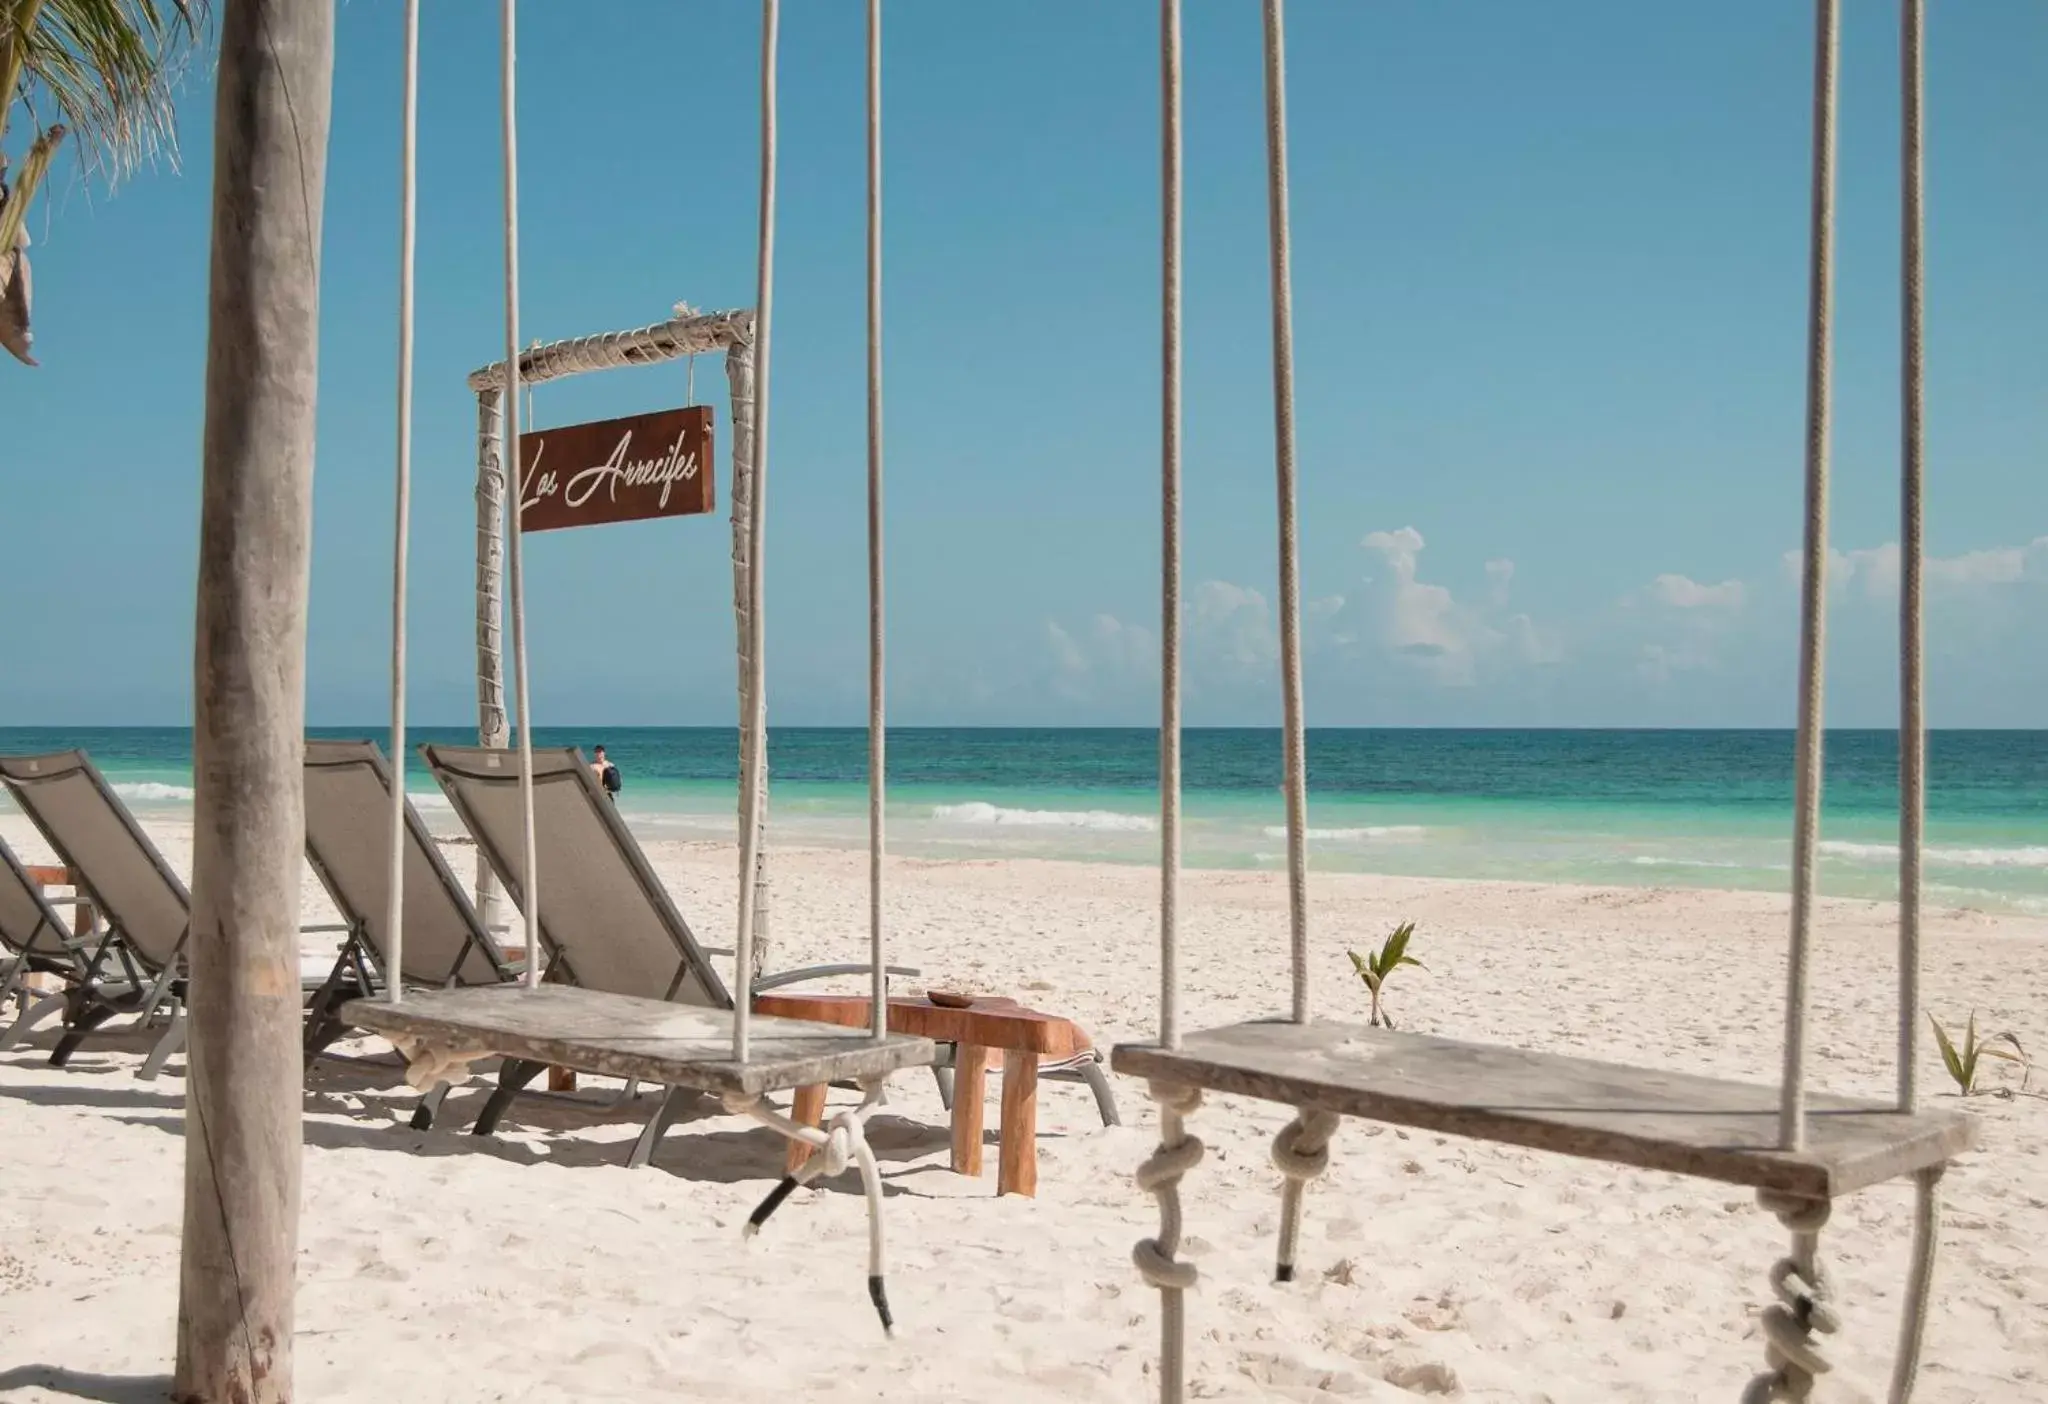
[1743,1193,1837,1402]
[820,1110,863,1178]
[390,1035,488,1092]
[1271,1107,1341,1182]
[1132,1082,1205,1296]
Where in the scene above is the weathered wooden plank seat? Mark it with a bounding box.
[1115,1021,1975,1202]
[343,984,936,1098]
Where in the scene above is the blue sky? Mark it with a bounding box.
[4,1,2044,728]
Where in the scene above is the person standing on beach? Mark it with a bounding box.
[591,744,622,803]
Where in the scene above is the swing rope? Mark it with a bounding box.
[499,0,542,990]
[731,0,779,1062]
[865,0,887,1038]
[1887,4,1941,1401]
[384,0,419,1002]
[1138,2,1950,1399]
[1136,7,1197,1399]
[1262,0,1311,1031]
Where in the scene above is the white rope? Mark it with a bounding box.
[865,0,888,1041]
[1889,11,1941,1401]
[499,0,541,990]
[1270,1106,1339,1282]
[1134,1081,1203,1404]
[1159,0,1184,1055]
[725,339,772,977]
[385,0,419,1003]
[724,1081,894,1333]
[389,1034,487,1092]
[1260,0,1311,1026]
[465,306,751,392]
[1896,0,1926,1118]
[733,0,780,1060]
[1888,1165,1943,1403]
[1147,12,1189,1396]
[472,388,508,934]
[1779,0,1839,1152]
[1744,1193,1838,1402]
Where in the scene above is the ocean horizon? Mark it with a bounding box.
[3,725,2045,917]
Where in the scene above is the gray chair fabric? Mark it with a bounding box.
[0,751,190,971]
[304,740,512,989]
[417,744,919,1160]
[420,744,729,1007]
[0,836,99,1037]
[0,751,189,1065]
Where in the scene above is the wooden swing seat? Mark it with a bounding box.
[1114,1020,1975,1201]
[346,984,937,1098]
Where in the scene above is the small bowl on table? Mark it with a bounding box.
[926,989,978,1009]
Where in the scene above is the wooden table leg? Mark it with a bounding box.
[998,1050,1040,1198]
[65,867,93,937]
[787,1083,827,1174]
[548,1067,577,1093]
[950,1044,989,1178]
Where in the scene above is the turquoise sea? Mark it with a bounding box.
[3,727,2046,916]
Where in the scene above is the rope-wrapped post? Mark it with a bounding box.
[472,385,509,935]
[1135,1082,1204,1404]
[725,338,771,983]
[1270,1106,1339,1283]
[1744,1192,1838,1402]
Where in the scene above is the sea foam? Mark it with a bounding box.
[1260,825,1428,841]
[932,801,1156,832]
[1820,839,2048,869]
[113,782,195,803]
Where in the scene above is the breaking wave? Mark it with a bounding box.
[1820,839,2048,869]
[1261,825,1429,841]
[932,801,1156,832]
[113,782,195,803]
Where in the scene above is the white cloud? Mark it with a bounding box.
[1354,526,1522,685]
[1931,544,2036,587]
[1484,559,1516,606]
[1650,573,1746,610]
[1363,527,1463,660]
[1780,537,2048,597]
[1190,580,1278,674]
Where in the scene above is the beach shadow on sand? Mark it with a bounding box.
[7,1043,1059,1200]
[0,1367,172,1403]
[77,1059,962,1198]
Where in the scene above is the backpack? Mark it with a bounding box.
[602,763,622,795]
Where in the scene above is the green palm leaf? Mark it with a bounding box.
[1,0,208,278]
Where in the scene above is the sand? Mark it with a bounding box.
[2,811,2044,1403]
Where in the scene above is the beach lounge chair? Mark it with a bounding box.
[932,1043,1121,1128]
[0,837,101,1034]
[417,743,917,1164]
[300,740,518,1059]
[0,750,341,1077]
[0,752,193,1072]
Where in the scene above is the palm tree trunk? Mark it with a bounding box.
[176,1,332,1400]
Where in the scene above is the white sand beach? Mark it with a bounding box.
[2,812,2043,1402]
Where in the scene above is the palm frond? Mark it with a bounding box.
[3,0,208,187]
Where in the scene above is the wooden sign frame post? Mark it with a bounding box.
[465,306,773,976]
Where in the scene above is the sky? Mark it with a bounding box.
[4,1,2045,729]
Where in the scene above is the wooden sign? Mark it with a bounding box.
[517,405,715,533]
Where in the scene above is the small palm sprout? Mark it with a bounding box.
[1928,1012,2030,1097]
[1348,921,1425,1030]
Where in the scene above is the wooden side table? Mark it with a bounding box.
[25,864,94,938]
[749,993,1093,1198]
